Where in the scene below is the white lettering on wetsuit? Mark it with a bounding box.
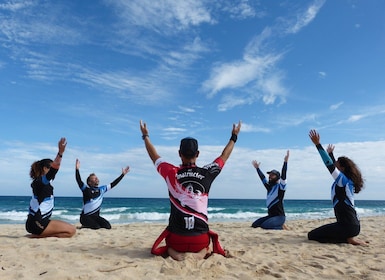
[176,171,205,180]
[184,216,195,229]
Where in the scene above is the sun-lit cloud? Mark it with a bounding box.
[163,127,187,133]
[106,0,213,35]
[202,27,285,103]
[202,54,281,98]
[318,71,326,78]
[202,1,325,111]
[0,2,85,46]
[330,102,343,110]
[347,114,365,122]
[178,106,195,113]
[275,113,317,127]
[285,0,326,34]
[220,0,261,20]
[217,94,253,112]
[1,139,384,199]
[77,67,176,103]
[238,123,270,133]
[0,1,34,11]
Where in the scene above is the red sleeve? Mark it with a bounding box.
[214,157,225,169]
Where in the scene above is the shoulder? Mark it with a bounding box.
[155,158,177,170]
[203,157,224,169]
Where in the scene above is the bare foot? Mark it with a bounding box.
[192,248,210,260]
[168,248,186,261]
[282,224,290,230]
[347,237,369,246]
[224,249,233,258]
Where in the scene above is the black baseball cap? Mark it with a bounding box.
[267,169,280,178]
[179,137,198,157]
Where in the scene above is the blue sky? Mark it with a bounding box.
[1,0,384,200]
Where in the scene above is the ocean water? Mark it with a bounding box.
[0,196,384,225]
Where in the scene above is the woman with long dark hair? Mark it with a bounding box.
[308,129,367,245]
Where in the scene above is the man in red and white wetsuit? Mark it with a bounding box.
[140,120,241,261]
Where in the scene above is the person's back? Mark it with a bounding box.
[156,156,223,235]
[140,120,241,260]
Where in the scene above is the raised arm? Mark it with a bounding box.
[46,137,66,180]
[309,130,335,174]
[219,121,241,163]
[51,137,66,169]
[327,144,336,163]
[111,166,130,188]
[281,150,289,180]
[140,120,161,164]
[75,159,84,188]
[252,160,266,182]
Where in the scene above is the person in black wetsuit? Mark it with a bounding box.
[308,129,367,245]
[75,159,130,229]
[26,137,76,238]
[251,150,289,230]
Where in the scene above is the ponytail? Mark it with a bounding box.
[29,158,53,180]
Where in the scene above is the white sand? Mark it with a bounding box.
[1,216,384,279]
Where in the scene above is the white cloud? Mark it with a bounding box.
[347,114,365,122]
[258,73,287,105]
[0,1,34,12]
[2,140,384,200]
[203,57,277,97]
[106,0,213,34]
[330,102,343,110]
[285,0,326,34]
[238,123,270,133]
[318,71,326,78]
[217,94,252,112]
[275,113,317,127]
[178,106,195,113]
[221,0,259,20]
[0,2,84,46]
[202,29,285,101]
[163,127,186,133]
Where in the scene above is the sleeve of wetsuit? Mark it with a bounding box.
[281,162,288,180]
[316,144,335,174]
[256,168,265,181]
[256,168,270,189]
[328,152,336,164]
[110,173,125,188]
[75,169,84,188]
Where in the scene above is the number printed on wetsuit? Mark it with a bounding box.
[184,216,195,230]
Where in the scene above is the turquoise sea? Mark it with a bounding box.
[0,196,384,225]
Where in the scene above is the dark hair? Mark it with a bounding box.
[337,156,364,193]
[87,173,96,185]
[179,137,198,159]
[29,158,53,179]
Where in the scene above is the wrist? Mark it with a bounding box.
[230,133,237,143]
[57,152,63,158]
[142,134,149,140]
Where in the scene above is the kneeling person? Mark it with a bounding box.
[140,120,241,260]
[76,159,129,229]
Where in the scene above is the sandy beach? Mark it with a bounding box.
[1,216,384,280]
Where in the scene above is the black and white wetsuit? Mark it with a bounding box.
[308,144,360,243]
[26,157,61,235]
[252,162,287,230]
[76,169,124,229]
